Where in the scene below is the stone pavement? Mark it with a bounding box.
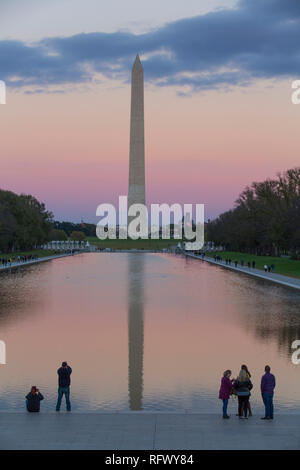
[0,252,78,273]
[0,413,299,450]
[186,254,300,290]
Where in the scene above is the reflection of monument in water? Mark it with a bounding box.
[127,254,145,410]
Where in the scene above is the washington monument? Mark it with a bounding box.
[128,54,145,210]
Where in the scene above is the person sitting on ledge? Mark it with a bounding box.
[26,386,44,412]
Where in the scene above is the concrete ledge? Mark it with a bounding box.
[0,413,299,450]
[186,254,300,291]
[0,252,80,273]
[96,250,165,253]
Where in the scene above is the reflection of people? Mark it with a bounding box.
[261,365,276,420]
[26,386,44,412]
[56,361,72,411]
[234,370,253,419]
[219,370,234,419]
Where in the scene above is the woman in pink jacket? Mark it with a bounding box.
[219,370,234,419]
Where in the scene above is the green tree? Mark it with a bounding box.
[0,189,53,252]
[51,229,67,241]
[70,231,86,241]
[207,167,300,257]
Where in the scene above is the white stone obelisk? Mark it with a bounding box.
[128,54,145,211]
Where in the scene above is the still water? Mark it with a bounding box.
[0,253,299,413]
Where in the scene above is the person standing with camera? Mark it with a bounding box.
[56,361,72,412]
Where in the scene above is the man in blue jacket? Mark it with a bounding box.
[261,365,276,420]
[56,361,72,411]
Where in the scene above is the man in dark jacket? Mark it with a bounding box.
[26,386,44,412]
[261,365,276,419]
[56,361,72,411]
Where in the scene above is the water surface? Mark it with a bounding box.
[0,253,299,413]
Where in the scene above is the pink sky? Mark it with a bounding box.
[1,76,299,222]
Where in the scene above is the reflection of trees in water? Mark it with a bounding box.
[127,254,145,410]
[0,267,46,325]
[233,281,300,358]
[251,323,300,359]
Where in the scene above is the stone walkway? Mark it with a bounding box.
[186,254,300,291]
[0,413,299,450]
[0,252,78,273]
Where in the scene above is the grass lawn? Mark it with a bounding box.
[208,251,300,279]
[87,236,180,250]
[0,249,62,261]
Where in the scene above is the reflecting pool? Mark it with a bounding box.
[0,253,299,413]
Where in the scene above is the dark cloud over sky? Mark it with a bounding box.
[0,0,299,93]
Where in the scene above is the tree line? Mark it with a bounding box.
[52,221,96,240]
[2,168,299,257]
[0,189,53,252]
[206,168,300,259]
[0,189,95,253]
